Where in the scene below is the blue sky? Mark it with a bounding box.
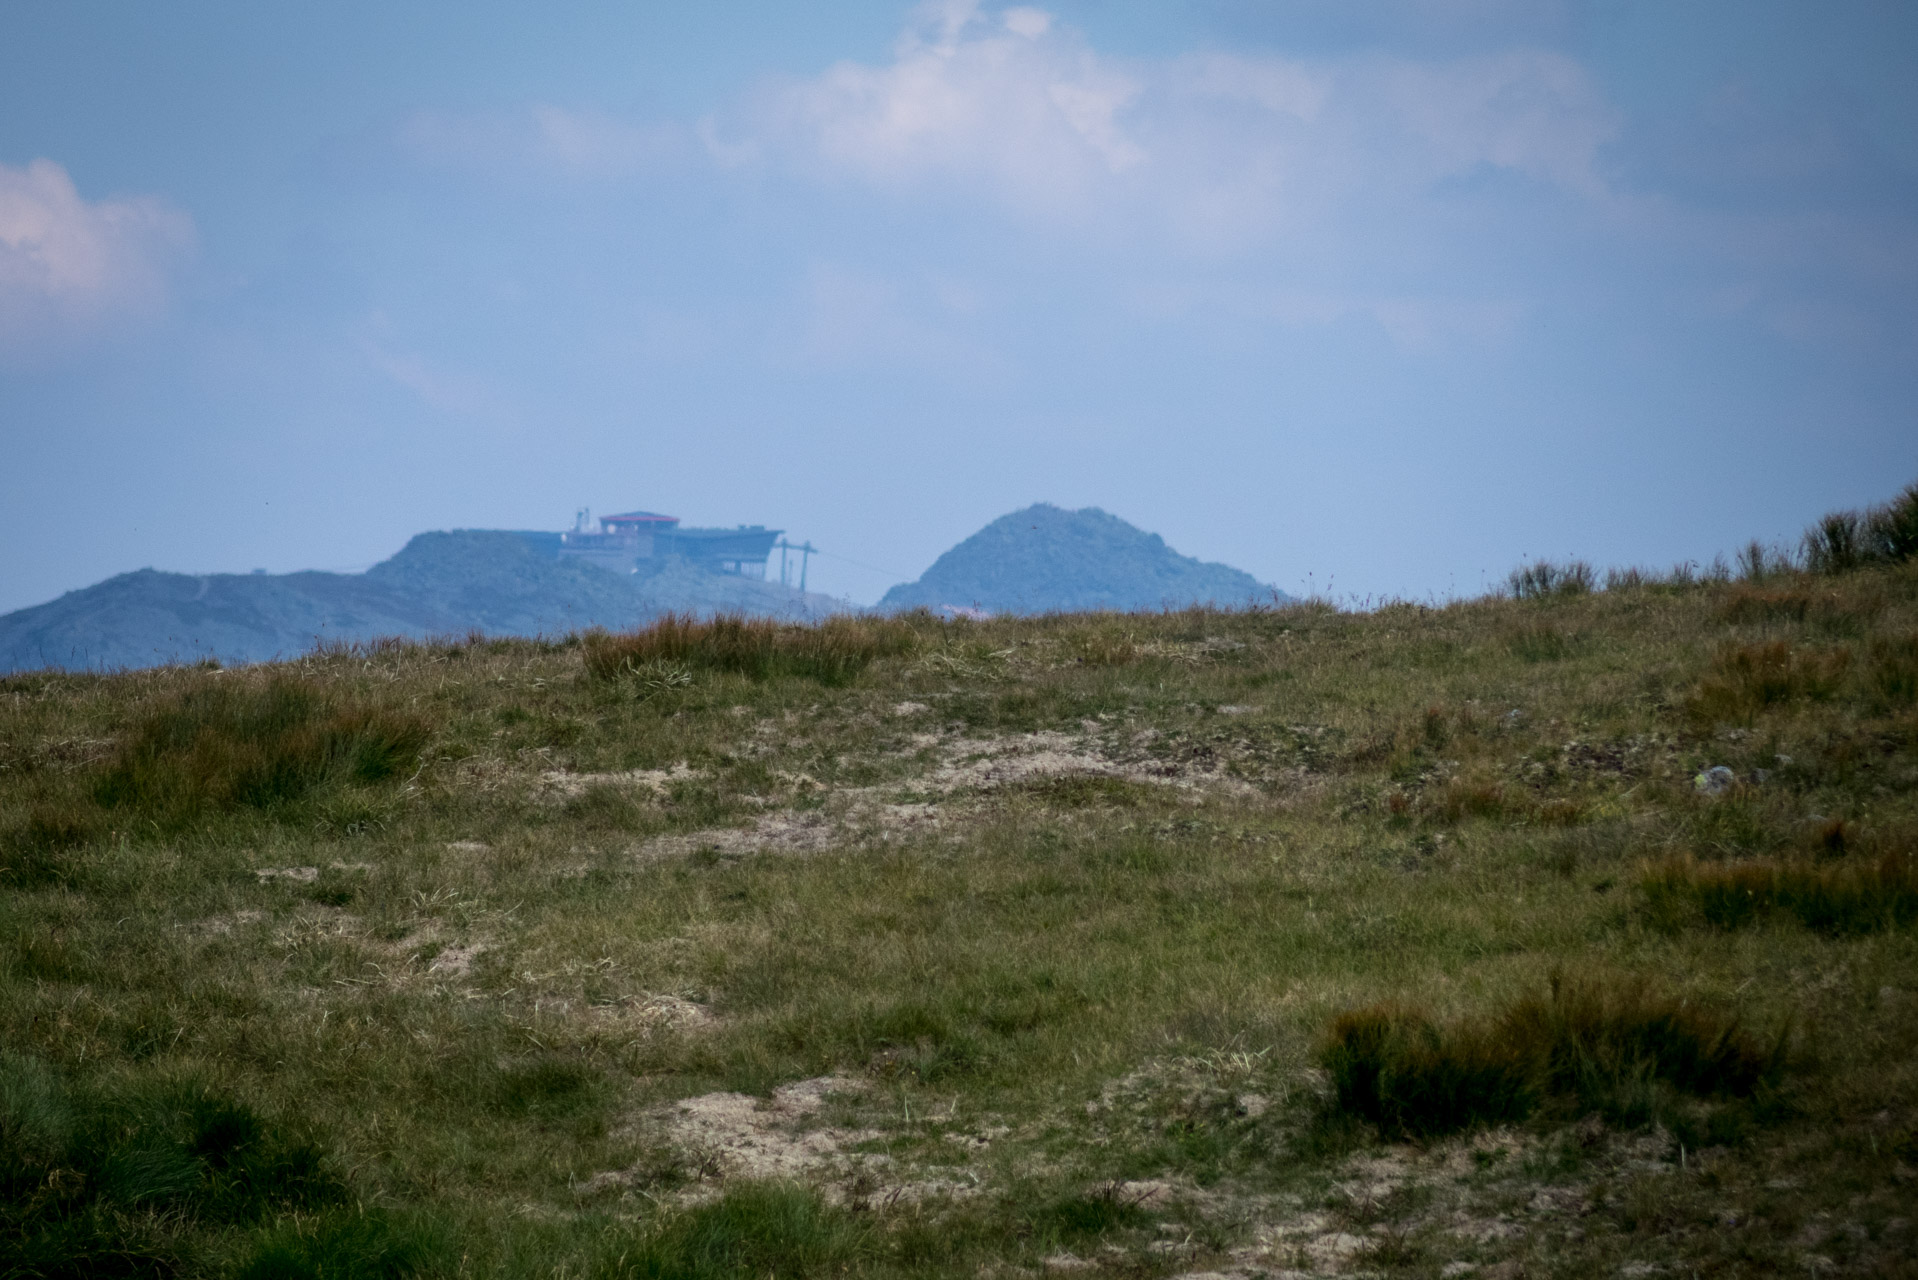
[3,0,1915,611]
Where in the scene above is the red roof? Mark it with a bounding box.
[601,510,680,526]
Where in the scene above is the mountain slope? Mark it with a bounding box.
[0,531,845,673]
[879,504,1280,615]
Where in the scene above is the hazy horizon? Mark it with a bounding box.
[5,1,1916,614]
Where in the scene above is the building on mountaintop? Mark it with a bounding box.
[558,509,782,578]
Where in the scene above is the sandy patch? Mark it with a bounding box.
[540,763,701,799]
[659,1075,878,1183]
[186,909,266,937]
[631,725,1272,862]
[427,941,487,977]
[592,993,715,1035]
[639,809,846,859]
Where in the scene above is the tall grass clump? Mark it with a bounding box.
[1319,1005,1535,1139]
[1641,852,1918,934]
[0,1054,349,1275]
[1803,480,1918,573]
[1734,539,1799,582]
[1319,980,1775,1139]
[1683,640,1850,727]
[92,676,431,828]
[584,613,918,686]
[1507,560,1594,600]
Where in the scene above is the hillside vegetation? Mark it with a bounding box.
[4,501,1918,1277]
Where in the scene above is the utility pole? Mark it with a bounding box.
[774,539,815,591]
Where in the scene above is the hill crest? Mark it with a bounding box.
[879,504,1279,615]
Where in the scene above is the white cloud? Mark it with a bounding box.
[0,158,193,361]
[723,6,1618,247]
[739,5,1150,215]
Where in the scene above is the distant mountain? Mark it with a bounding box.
[879,504,1281,615]
[0,531,845,674]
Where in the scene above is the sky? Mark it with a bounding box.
[3,0,1916,612]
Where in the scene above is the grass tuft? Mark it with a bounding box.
[1507,560,1595,600]
[233,1207,446,1280]
[1319,1004,1534,1140]
[1023,1185,1153,1244]
[92,676,431,828]
[1,1055,347,1274]
[1319,980,1775,1139]
[602,1182,872,1280]
[1803,481,1918,573]
[584,614,918,686]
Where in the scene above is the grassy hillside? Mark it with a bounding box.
[3,557,1916,1276]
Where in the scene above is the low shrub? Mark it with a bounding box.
[93,677,431,828]
[1640,852,1918,934]
[1318,979,1775,1139]
[584,614,918,686]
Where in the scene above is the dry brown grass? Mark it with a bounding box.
[1684,639,1853,727]
[1641,850,1918,934]
[582,612,919,686]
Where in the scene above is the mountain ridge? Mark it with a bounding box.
[0,531,842,674]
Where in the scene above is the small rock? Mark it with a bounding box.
[1693,765,1735,795]
[255,866,318,883]
[892,701,930,717]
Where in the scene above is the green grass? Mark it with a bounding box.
[3,552,1918,1276]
